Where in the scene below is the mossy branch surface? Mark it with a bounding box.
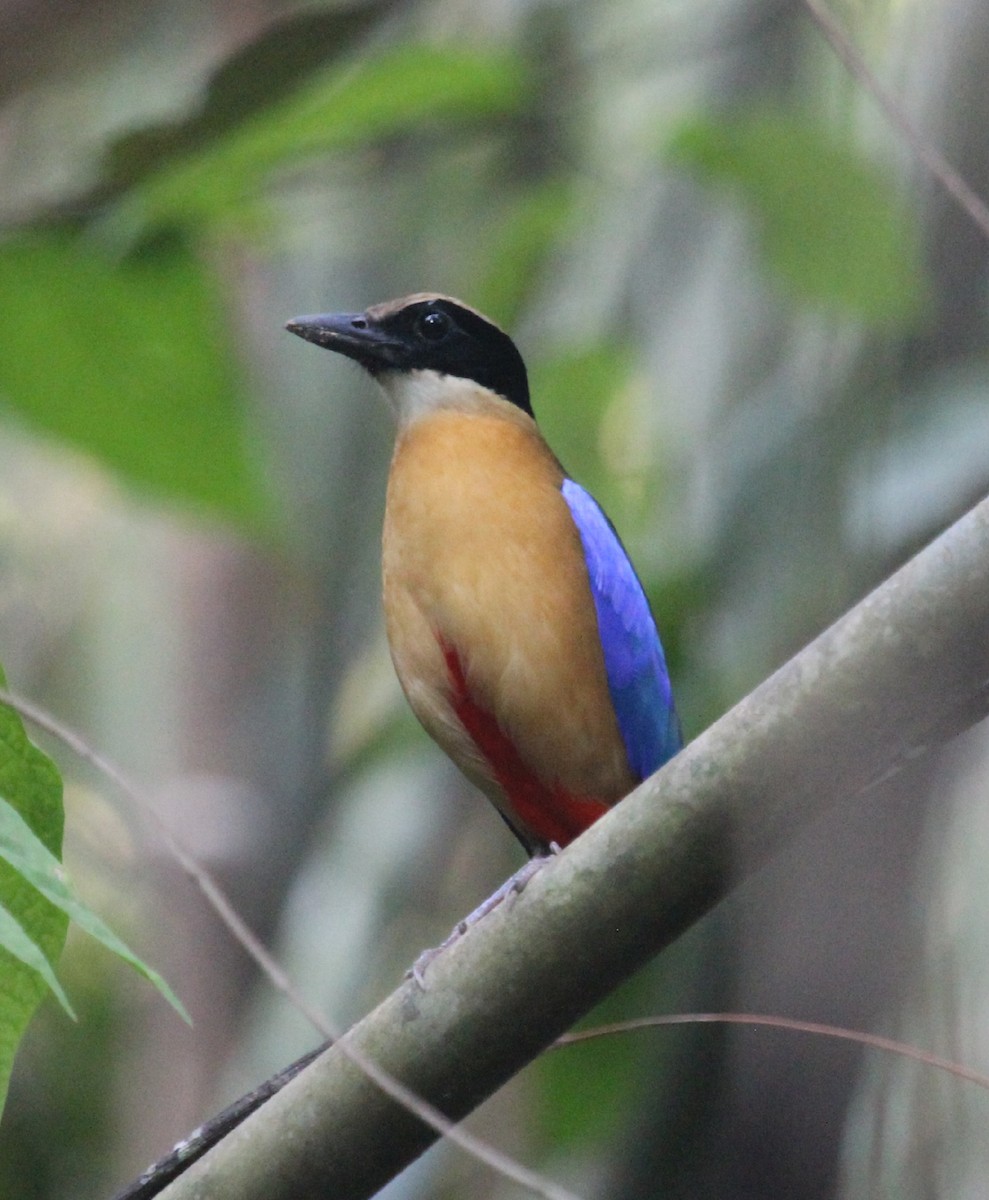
[159,495,989,1200]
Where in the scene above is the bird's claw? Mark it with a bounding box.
[405,850,556,989]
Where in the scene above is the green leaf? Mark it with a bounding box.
[0,672,68,1115]
[131,44,527,231]
[667,110,927,326]
[0,232,271,529]
[103,4,400,193]
[0,903,73,1018]
[0,795,188,1024]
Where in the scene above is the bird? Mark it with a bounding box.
[286,294,680,866]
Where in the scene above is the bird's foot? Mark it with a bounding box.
[408,846,559,988]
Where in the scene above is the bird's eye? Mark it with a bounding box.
[416,311,451,342]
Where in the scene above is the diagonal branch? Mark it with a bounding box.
[158,493,989,1200]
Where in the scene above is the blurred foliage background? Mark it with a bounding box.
[0,0,988,1197]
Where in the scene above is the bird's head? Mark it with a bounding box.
[285,293,531,423]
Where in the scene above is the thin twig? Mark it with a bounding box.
[0,687,583,1200]
[0,686,333,1037]
[559,1013,989,1091]
[802,0,989,243]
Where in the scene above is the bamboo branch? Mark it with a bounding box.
[158,493,989,1200]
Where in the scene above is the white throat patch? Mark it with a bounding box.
[376,369,506,428]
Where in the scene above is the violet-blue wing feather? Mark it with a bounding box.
[561,479,681,780]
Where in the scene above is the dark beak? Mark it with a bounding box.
[285,312,403,371]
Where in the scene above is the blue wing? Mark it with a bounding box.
[562,479,681,780]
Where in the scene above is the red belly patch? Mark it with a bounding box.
[440,640,608,848]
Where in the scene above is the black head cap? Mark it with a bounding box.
[285,294,531,416]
